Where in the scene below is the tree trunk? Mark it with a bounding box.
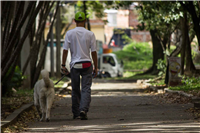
[87,18,91,31]
[180,13,187,75]
[50,14,55,77]
[30,1,53,87]
[0,0,3,106]
[180,1,200,48]
[31,1,60,88]
[56,6,61,78]
[61,19,73,38]
[187,2,200,48]
[83,1,87,29]
[20,1,33,89]
[0,1,43,81]
[1,2,37,70]
[184,20,196,72]
[83,1,91,30]
[180,12,196,75]
[143,29,164,75]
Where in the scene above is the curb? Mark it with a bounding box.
[164,88,193,98]
[1,103,34,129]
[164,88,200,108]
[140,80,200,108]
[1,79,71,129]
[140,80,194,98]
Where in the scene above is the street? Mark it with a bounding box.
[25,80,199,132]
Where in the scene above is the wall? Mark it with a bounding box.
[129,9,151,42]
[104,10,129,45]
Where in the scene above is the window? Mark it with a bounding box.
[104,9,118,27]
[103,56,116,66]
[107,13,117,27]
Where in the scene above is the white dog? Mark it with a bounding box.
[34,69,55,122]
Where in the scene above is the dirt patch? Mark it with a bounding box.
[0,104,14,121]
[1,94,65,133]
[1,106,38,133]
[156,93,192,104]
[1,94,33,121]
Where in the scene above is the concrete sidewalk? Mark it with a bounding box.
[25,83,199,132]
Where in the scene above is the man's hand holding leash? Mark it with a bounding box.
[61,66,69,76]
[54,65,70,85]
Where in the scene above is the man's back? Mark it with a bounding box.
[64,27,96,68]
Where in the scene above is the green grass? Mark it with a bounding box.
[110,71,157,81]
[111,41,154,80]
[169,84,200,92]
[125,60,152,70]
[51,77,71,88]
[151,79,166,86]
[15,89,33,96]
[113,41,153,70]
[169,76,200,92]
[129,74,156,80]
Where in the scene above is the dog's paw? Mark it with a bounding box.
[46,118,50,122]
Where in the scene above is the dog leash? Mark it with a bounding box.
[54,75,66,85]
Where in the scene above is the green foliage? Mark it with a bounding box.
[169,76,200,92]
[122,34,134,45]
[151,79,166,86]
[2,66,26,96]
[12,66,26,89]
[156,59,166,76]
[76,1,133,20]
[15,89,33,96]
[129,73,156,80]
[136,1,185,55]
[111,71,156,80]
[76,1,107,19]
[182,76,200,86]
[113,41,152,70]
[125,61,152,70]
[137,1,182,30]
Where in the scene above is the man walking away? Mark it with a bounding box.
[61,12,98,120]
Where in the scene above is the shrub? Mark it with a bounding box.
[113,41,153,70]
[156,59,167,76]
[2,66,26,96]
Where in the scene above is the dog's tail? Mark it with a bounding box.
[41,69,51,88]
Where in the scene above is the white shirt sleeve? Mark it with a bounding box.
[63,33,70,50]
[90,33,96,52]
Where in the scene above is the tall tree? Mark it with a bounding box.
[180,1,200,48]
[56,4,61,78]
[136,1,198,75]
[0,0,3,106]
[1,1,43,78]
[31,2,60,88]
[135,2,178,74]
[1,1,60,95]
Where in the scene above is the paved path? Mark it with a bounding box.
[25,81,199,132]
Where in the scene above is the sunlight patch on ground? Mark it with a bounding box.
[27,127,56,130]
[55,121,200,132]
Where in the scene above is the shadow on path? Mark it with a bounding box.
[25,82,199,132]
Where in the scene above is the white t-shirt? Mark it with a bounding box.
[63,27,96,69]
